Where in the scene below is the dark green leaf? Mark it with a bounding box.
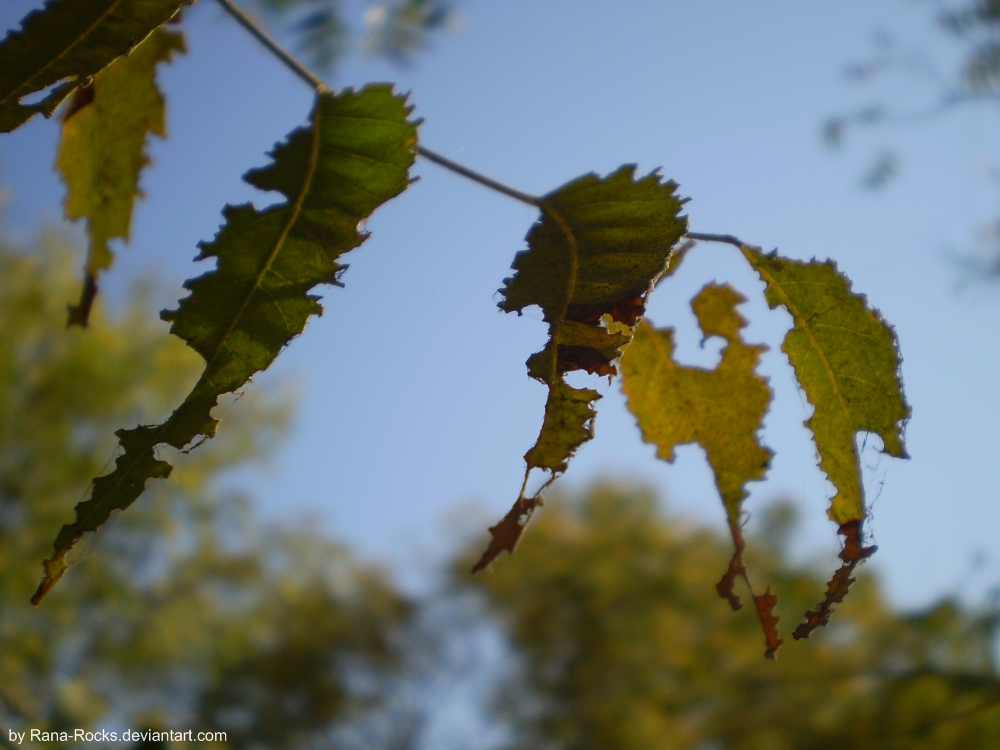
[33,86,418,603]
[473,166,688,572]
[0,0,190,133]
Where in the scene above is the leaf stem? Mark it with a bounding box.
[213,0,331,93]
[414,146,542,207]
[685,232,758,250]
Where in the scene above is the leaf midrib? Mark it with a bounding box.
[539,201,579,386]
[741,246,857,478]
[198,101,324,385]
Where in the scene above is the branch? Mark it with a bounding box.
[213,0,330,93]
[685,232,755,249]
[213,2,774,227]
[213,0,543,207]
[414,146,541,207]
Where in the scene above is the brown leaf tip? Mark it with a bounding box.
[755,590,784,659]
[716,552,745,611]
[792,520,876,640]
[471,495,542,573]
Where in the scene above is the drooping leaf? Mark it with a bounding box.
[0,0,190,133]
[32,86,418,603]
[57,27,185,327]
[739,245,909,639]
[621,283,780,657]
[473,166,688,572]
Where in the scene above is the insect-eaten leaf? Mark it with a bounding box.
[58,27,185,327]
[621,283,780,657]
[473,166,688,573]
[739,246,909,639]
[32,86,418,604]
[0,0,191,133]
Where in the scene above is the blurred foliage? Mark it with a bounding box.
[824,1,1000,189]
[939,0,1000,92]
[249,0,455,71]
[1,229,998,749]
[459,483,1000,750]
[0,230,412,748]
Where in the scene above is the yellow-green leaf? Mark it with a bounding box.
[622,284,772,522]
[739,245,909,640]
[57,27,185,327]
[0,0,190,133]
[740,248,909,525]
[32,87,418,604]
[621,283,781,657]
[473,166,688,572]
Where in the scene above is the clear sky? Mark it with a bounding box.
[2,0,1000,611]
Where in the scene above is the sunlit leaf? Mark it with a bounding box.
[0,0,190,133]
[473,166,688,572]
[57,27,185,327]
[739,245,909,639]
[621,283,780,657]
[33,86,418,603]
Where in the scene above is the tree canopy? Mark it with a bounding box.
[460,483,1000,750]
[0,232,414,748]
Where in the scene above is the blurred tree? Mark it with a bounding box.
[0,228,413,749]
[457,482,1000,750]
[250,0,455,71]
[826,0,1000,230]
[939,0,1000,93]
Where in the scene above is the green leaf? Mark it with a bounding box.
[0,0,190,133]
[472,166,688,572]
[32,86,418,603]
[740,248,908,524]
[621,283,781,657]
[739,245,909,638]
[57,27,185,327]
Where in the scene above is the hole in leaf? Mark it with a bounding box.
[21,78,73,106]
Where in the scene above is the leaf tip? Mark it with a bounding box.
[30,555,69,606]
[755,589,784,659]
[472,496,541,573]
[793,520,876,640]
[716,552,745,611]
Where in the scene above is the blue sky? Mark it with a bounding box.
[3,0,1000,611]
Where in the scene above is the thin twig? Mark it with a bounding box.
[415,146,542,207]
[211,1,763,227]
[213,0,331,93]
[685,232,756,249]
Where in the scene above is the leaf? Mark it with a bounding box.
[32,86,418,603]
[0,0,190,133]
[57,27,185,327]
[621,283,780,657]
[472,166,688,572]
[739,246,909,638]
